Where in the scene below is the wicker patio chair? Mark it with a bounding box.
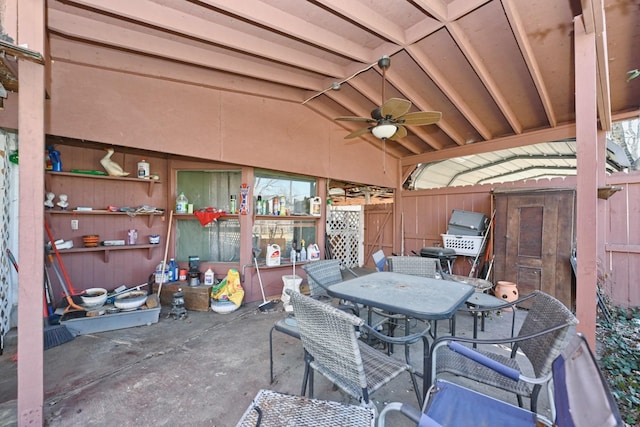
[270,260,357,383]
[386,256,444,278]
[302,259,344,299]
[236,389,376,427]
[429,290,578,412]
[287,289,426,407]
[378,334,623,427]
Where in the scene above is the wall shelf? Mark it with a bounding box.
[46,210,165,227]
[46,171,162,197]
[57,244,160,262]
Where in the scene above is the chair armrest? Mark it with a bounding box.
[430,320,571,351]
[462,290,537,312]
[361,322,430,346]
[428,321,572,388]
[378,402,428,427]
[447,341,520,381]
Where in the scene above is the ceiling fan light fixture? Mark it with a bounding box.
[372,124,396,139]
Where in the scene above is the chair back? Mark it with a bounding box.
[372,249,387,271]
[516,291,578,378]
[554,334,623,427]
[387,256,443,278]
[302,259,343,297]
[288,290,368,401]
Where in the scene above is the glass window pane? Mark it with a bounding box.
[177,218,240,262]
[254,170,316,215]
[253,219,317,262]
[177,170,242,212]
[176,170,242,262]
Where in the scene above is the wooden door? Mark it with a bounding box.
[493,189,575,308]
[363,204,394,269]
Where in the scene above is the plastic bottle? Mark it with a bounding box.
[279,196,287,216]
[169,258,178,282]
[290,241,297,263]
[273,197,280,215]
[229,195,237,214]
[137,159,150,178]
[256,195,262,215]
[176,192,188,213]
[204,268,215,286]
[300,241,307,261]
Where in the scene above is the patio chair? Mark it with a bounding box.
[236,389,375,427]
[286,289,427,407]
[302,259,344,300]
[429,290,578,412]
[377,334,623,427]
[269,260,356,383]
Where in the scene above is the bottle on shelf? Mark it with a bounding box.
[256,195,262,215]
[290,240,297,263]
[204,268,215,286]
[300,240,307,261]
[273,196,280,215]
[229,195,237,214]
[169,258,178,282]
[176,192,188,213]
[137,159,150,178]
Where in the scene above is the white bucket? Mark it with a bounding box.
[154,263,169,284]
[266,244,281,266]
[281,274,302,312]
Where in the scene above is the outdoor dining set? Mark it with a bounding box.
[237,257,623,427]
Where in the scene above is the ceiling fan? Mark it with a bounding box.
[335,55,442,140]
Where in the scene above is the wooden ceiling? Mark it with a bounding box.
[39,1,640,172]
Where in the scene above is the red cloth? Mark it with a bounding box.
[194,209,225,226]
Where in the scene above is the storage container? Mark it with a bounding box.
[447,209,487,236]
[441,234,484,257]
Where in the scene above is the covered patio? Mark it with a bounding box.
[1,1,638,425]
[0,279,547,426]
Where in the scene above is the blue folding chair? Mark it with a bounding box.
[378,333,623,427]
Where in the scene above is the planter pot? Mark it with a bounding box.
[494,281,519,311]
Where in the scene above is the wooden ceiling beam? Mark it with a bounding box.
[66,0,347,79]
[199,0,372,63]
[448,21,523,134]
[408,46,493,141]
[501,0,556,127]
[48,9,324,90]
[402,123,576,167]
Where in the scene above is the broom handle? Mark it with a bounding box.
[157,210,174,300]
[44,220,78,295]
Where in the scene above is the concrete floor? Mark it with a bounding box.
[0,271,559,427]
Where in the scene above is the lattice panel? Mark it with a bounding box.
[326,209,360,268]
[0,133,13,352]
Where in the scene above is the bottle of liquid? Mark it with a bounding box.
[300,240,307,261]
[137,159,150,178]
[256,195,262,215]
[204,268,215,286]
[273,197,280,215]
[176,192,188,213]
[168,258,178,282]
[279,196,287,216]
[229,195,237,214]
[290,240,297,263]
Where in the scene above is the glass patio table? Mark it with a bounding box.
[327,271,475,398]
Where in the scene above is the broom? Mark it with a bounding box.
[6,249,75,349]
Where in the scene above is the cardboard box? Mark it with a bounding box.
[152,282,213,311]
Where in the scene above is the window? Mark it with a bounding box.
[176,170,241,262]
[253,170,318,261]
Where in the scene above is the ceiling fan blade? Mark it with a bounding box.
[344,127,372,139]
[389,125,407,140]
[398,111,442,126]
[380,98,411,119]
[335,116,376,123]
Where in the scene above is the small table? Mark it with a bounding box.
[327,271,475,398]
